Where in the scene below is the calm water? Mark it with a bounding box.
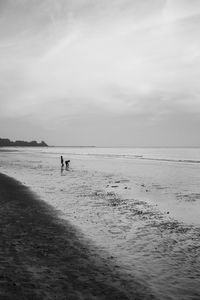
[0,147,200,299]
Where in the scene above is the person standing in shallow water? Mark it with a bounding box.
[61,156,64,167]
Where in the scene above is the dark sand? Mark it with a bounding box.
[0,173,154,300]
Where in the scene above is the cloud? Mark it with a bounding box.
[1,0,200,145]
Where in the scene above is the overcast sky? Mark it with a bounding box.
[0,0,200,146]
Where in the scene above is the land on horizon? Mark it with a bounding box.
[0,138,48,147]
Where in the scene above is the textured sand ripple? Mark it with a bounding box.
[0,173,154,300]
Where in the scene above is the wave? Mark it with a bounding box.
[139,157,200,164]
[44,150,200,164]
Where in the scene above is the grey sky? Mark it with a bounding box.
[0,0,200,146]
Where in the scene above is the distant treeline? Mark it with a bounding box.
[0,138,48,147]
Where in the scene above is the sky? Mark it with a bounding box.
[0,0,200,147]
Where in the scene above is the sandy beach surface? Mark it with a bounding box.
[0,172,154,300]
[0,147,200,299]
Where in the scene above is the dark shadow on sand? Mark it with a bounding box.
[0,173,154,300]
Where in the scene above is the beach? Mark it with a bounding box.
[0,147,200,299]
[0,172,154,299]
[1,0,200,298]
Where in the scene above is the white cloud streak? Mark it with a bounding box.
[1,0,200,145]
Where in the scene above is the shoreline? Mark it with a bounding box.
[0,172,154,300]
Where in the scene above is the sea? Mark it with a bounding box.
[0,146,200,300]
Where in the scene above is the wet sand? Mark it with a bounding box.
[0,173,154,300]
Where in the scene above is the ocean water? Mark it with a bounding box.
[0,147,200,299]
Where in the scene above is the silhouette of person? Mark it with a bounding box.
[65,160,70,169]
[61,156,64,167]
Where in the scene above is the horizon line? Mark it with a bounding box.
[50,145,200,148]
